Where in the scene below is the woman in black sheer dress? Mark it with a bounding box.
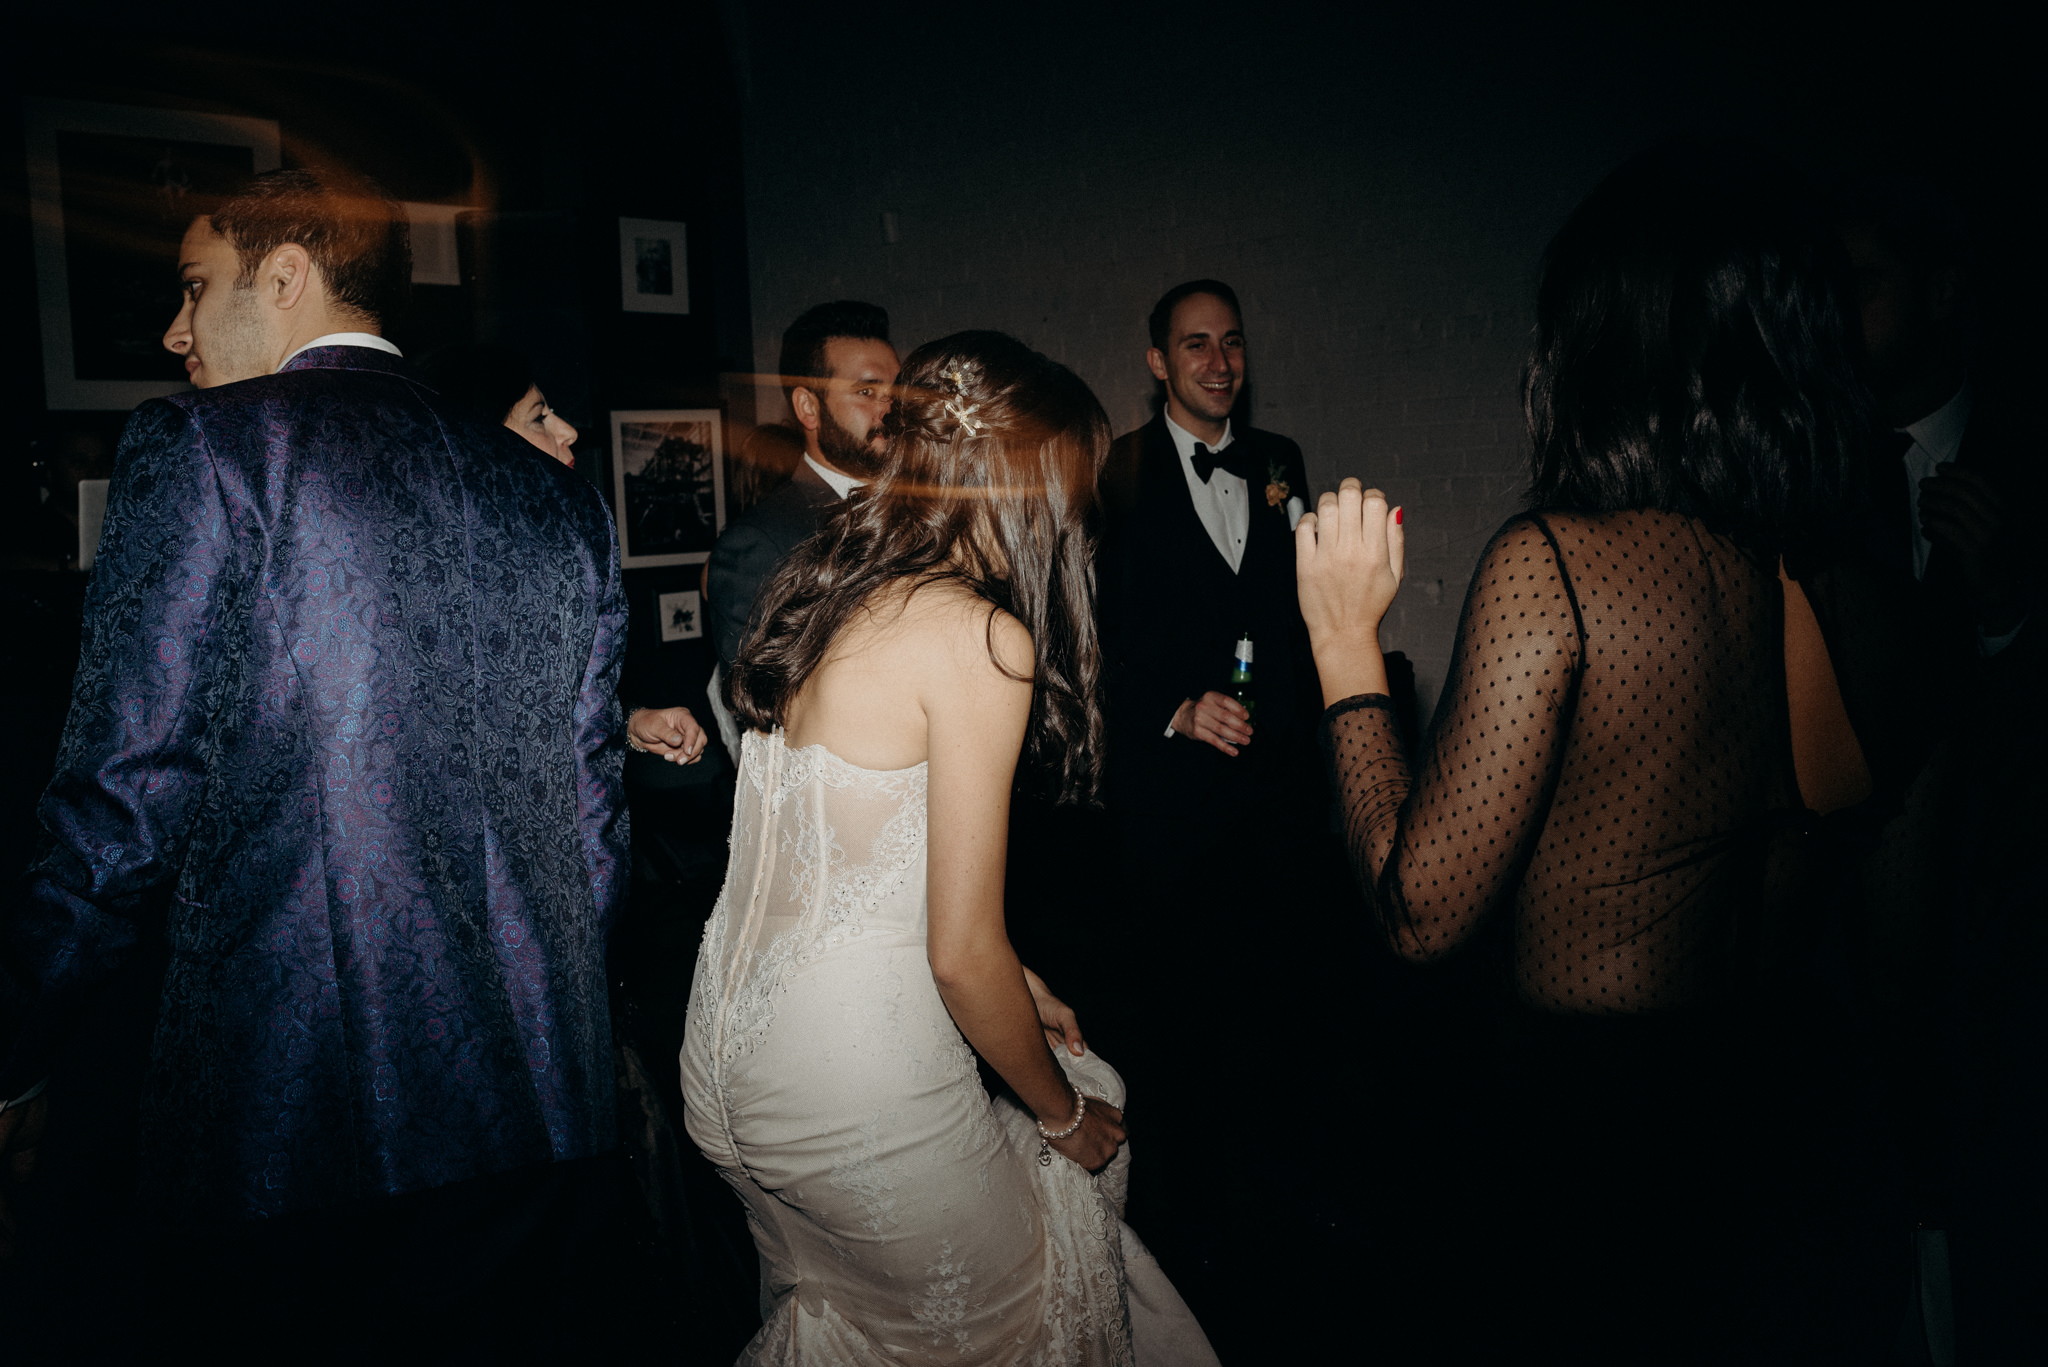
[1299,142,1875,1359]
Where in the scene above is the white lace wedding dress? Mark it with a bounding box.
[681,731,1218,1366]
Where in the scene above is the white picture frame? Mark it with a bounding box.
[24,99,281,410]
[610,409,725,568]
[618,216,689,314]
[657,590,704,642]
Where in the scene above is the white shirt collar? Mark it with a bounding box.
[1901,382,1972,465]
[803,453,862,501]
[277,333,403,371]
[1162,410,1234,463]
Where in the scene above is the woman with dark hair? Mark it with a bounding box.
[680,332,1215,1363]
[419,342,579,468]
[1298,141,1872,1356]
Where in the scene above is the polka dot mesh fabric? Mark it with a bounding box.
[1324,509,1804,1013]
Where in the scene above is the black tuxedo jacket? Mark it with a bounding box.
[705,460,841,670]
[1918,384,2039,663]
[1096,413,1319,816]
[1806,377,2043,815]
[1829,381,2040,694]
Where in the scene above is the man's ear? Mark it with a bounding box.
[790,384,822,433]
[1145,347,1170,383]
[265,244,315,312]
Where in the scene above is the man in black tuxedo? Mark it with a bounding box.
[1827,185,2046,1362]
[1080,280,1329,1342]
[1098,280,1315,794]
[1838,191,2033,672]
[1095,280,1321,928]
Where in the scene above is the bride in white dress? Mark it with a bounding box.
[680,332,1218,1365]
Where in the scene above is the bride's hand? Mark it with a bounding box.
[1047,1096,1125,1173]
[1022,966,1086,1057]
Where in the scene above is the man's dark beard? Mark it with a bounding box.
[816,403,887,479]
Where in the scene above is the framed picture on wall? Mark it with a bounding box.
[656,589,703,642]
[24,99,281,410]
[618,217,689,314]
[610,409,725,568]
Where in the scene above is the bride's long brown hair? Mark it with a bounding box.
[726,330,1110,804]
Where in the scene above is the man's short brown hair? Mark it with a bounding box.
[209,168,412,328]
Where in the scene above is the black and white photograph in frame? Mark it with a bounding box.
[618,216,689,314]
[609,408,724,568]
[24,98,281,410]
[656,590,704,643]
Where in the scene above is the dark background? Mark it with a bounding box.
[6,3,2040,736]
[736,3,2043,714]
[4,4,758,745]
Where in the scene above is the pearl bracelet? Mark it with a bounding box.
[1035,1086,1086,1167]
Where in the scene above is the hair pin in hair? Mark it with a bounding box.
[942,363,985,435]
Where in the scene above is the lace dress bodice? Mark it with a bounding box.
[1324,510,1804,1012]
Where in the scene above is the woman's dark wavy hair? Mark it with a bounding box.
[1525,138,1871,564]
[727,331,1111,804]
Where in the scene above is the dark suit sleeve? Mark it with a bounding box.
[705,519,776,672]
[0,401,248,1095]
[1124,636,1210,733]
[573,498,631,938]
[1098,432,1209,733]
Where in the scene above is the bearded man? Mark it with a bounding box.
[703,301,898,674]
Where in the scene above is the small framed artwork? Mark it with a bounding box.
[610,409,725,568]
[619,217,689,314]
[657,590,704,642]
[24,99,281,410]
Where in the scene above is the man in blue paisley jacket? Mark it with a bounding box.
[0,170,629,1344]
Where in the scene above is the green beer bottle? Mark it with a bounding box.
[1228,634,1256,720]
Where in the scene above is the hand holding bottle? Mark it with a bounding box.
[1170,692,1252,756]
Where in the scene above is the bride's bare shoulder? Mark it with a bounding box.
[789,577,1031,767]
[885,578,1034,690]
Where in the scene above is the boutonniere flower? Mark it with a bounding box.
[1264,459,1291,508]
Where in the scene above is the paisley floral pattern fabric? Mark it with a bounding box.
[0,347,628,1220]
[681,731,1217,1366]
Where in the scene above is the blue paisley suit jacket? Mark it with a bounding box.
[0,346,629,1221]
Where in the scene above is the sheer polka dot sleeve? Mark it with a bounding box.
[1324,516,1582,963]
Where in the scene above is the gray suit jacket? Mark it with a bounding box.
[705,460,840,669]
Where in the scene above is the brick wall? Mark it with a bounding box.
[725,8,1998,716]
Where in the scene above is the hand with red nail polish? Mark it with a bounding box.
[1293,478,1406,705]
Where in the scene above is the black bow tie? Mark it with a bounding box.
[1191,442,1241,484]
